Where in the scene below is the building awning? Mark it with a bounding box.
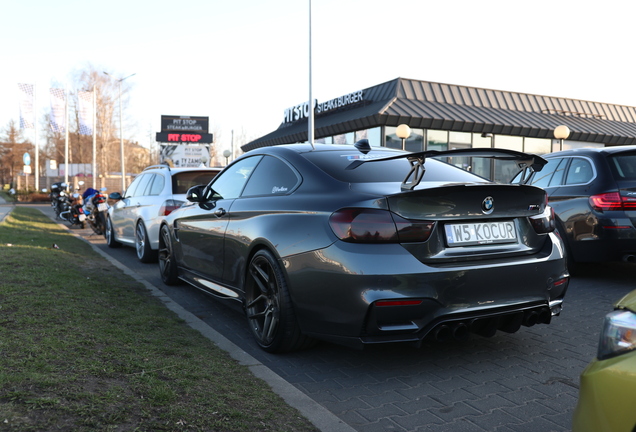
[243,78,636,151]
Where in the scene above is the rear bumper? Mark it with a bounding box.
[285,233,568,347]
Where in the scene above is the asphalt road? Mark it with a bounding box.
[27,203,636,432]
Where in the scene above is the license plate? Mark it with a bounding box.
[445,221,517,247]
[97,203,108,212]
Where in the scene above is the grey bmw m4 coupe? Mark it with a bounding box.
[158,142,569,352]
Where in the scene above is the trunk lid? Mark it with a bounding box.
[385,183,550,263]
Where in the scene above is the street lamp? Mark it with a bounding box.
[104,71,136,191]
[554,125,570,152]
[396,124,411,150]
[222,149,231,166]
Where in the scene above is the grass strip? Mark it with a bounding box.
[0,207,318,432]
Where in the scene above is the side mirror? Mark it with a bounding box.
[78,181,85,186]
[186,185,206,203]
[109,192,123,201]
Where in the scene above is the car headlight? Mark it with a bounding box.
[597,309,636,360]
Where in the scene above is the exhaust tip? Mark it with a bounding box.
[623,254,636,263]
[538,308,552,324]
[452,323,470,341]
[433,325,452,342]
[523,311,539,327]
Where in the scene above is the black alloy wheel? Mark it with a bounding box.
[158,225,180,285]
[105,217,121,248]
[244,249,315,353]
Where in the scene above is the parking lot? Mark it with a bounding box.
[30,203,636,431]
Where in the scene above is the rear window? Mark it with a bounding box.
[302,151,485,183]
[609,152,636,180]
[172,171,220,194]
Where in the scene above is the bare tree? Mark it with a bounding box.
[0,120,33,189]
[42,65,146,183]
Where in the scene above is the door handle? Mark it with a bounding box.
[214,208,226,217]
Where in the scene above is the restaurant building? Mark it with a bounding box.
[243,77,636,181]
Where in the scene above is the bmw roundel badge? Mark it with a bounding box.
[482,196,494,214]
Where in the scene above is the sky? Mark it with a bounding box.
[2,0,636,156]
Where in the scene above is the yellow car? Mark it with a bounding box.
[573,290,636,432]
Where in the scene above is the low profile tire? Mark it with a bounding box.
[158,225,181,285]
[244,249,315,353]
[135,222,157,263]
[105,217,121,248]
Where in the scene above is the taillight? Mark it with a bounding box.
[529,206,555,234]
[159,199,185,216]
[590,192,636,211]
[329,208,434,243]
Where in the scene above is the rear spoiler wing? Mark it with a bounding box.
[346,141,547,191]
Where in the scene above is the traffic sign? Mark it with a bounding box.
[23,152,31,166]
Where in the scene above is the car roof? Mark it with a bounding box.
[141,165,222,175]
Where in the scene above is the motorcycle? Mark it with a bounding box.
[58,185,86,229]
[82,187,109,235]
[50,182,68,217]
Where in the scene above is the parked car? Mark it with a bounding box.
[157,143,569,352]
[516,146,636,268]
[106,164,221,262]
[572,289,636,432]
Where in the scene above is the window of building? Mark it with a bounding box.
[494,135,523,152]
[472,133,493,148]
[427,130,448,151]
[447,132,472,171]
[449,131,471,146]
[384,126,401,149]
[333,133,354,144]
[366,127,382,147]
[562,140,605,151]
[384,126,424,152]
[524,137,551,155]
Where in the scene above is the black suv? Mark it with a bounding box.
[522,146,636,267]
